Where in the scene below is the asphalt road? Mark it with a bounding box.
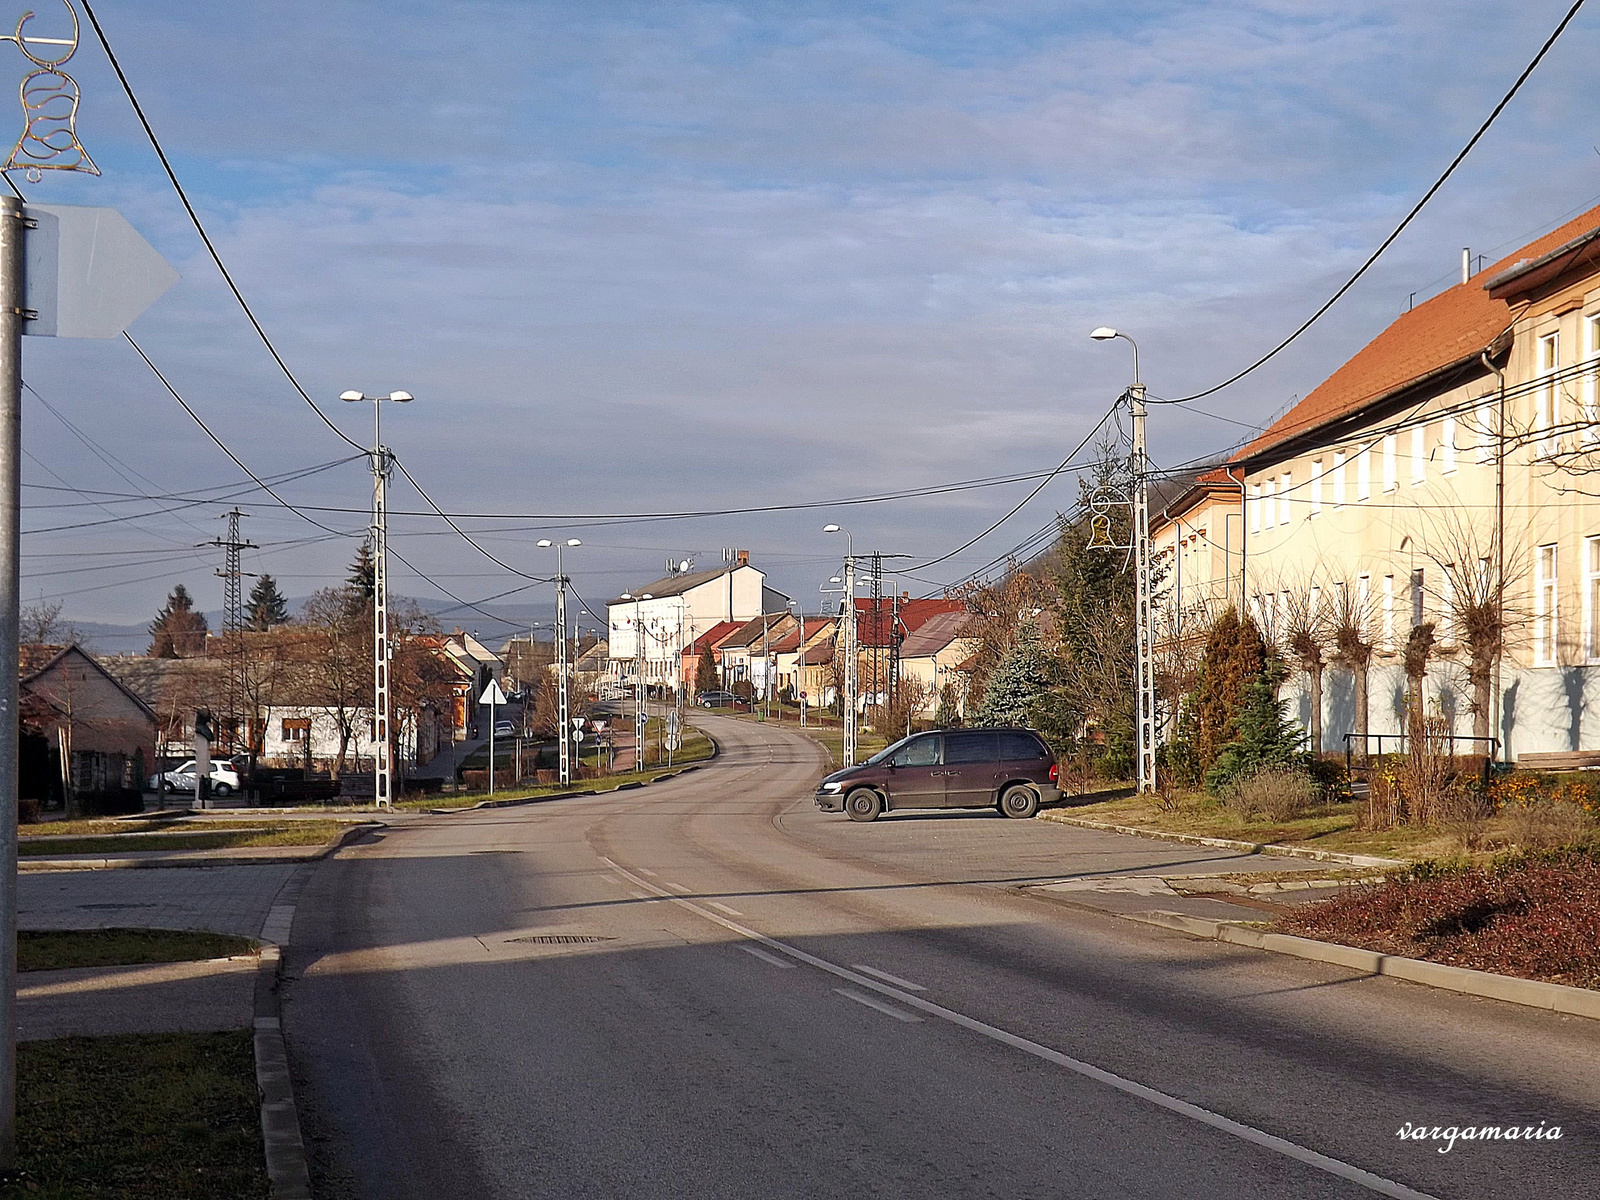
[284,714,1600,1199]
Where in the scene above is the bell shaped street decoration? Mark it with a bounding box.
[3,2,99,180]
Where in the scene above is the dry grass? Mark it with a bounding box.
[18,820,356,856]
[19,929,257,973]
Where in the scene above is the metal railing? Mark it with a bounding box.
[1343,732,1501,786]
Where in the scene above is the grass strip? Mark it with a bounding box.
[403,732,716,810]
[19,929,257,973]
[1,1030,268,1199]
[18,820,356,857]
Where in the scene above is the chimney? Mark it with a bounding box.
[736,549,749,567]
[1462,247,1470,285]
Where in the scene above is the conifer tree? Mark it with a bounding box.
[697,640,720,695]
[347,539,376,599]
[1191,607,1266,773]
[247,574,290,631]
[148,584,209,657]
[971,621,1051,727]
[1204,659,1306,794]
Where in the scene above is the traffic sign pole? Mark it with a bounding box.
[0,194,23,1169]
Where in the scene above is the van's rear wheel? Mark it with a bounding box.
[845,788,882,823]
[1000,785,1038,819]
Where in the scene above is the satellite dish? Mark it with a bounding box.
[680,559,691,572]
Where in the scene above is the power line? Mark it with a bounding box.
[78,0,366,455]
[1169,0,1589,404]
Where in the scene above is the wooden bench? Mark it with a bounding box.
[1514,751,1600,771]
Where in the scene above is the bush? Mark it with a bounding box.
[1502,801,1596,850]
[1225,765,1317,823]
[1304,757,1349,801]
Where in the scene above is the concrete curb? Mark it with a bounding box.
[1126,909,1600,1020]
[427,732,722,816]
[16,822,381,872]
[1038,811,1405,870]
[252,862,318,1199]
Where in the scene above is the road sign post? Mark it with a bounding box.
[0,197,176,1167]
[480,678,507,795]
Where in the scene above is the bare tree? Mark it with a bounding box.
[1272,577,1331,757]
[21,599,82,646]
[1327,579,1375,763]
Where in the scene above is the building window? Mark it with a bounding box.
[1382,574,1395,648]
[1265,477,1277,529]
[1537,331,1559,457]
[1357,448,1371,500]
[1249,484,1261,534]
[282,719,310,743]
[1586,315,1600,444]
[1535,543,1558,666]
[1332,451,1346,506]
[1280,472,1292,524]
[1441,416,1457,474]
[1410,425,1425,485]
[1587,536,1600,661]
[1382,433,1396,492]
[1310,460,1323,515]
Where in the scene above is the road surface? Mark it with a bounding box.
[284,714,1599,1199]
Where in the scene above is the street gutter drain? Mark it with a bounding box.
[509,934,615,945]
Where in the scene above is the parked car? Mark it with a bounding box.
[814,727,1059,822]
[148,760,243,797]
[696,690,739,708]
[492,720,518,739]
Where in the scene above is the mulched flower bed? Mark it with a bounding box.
[1278,848,1600,990]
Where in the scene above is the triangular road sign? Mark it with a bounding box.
[479,679,507,706]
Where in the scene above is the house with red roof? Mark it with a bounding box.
[1152,202,1600,761]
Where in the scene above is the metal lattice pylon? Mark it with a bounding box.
[207,509,255,754]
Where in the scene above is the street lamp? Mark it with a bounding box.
[823,524,859,764]
[1089,327,1155,794]
[538,538,581,785]
[339,389,413,810]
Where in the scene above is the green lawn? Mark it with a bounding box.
[19,929,257,973]
[402,730,716,810]
[1051,791,1471,862]
[18,820,359,857]
[3,1031,268,1199]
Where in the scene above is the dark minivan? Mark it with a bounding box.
[815,727,1060,822]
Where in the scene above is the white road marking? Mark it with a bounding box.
[740,945,795,970]
[833,987,922,1022]
[598,856,1439,1200]
[628,891,652,901]
[665,882,692,894]
[637,868,658,877]
[708,901,744,917]
[850,964,927,992]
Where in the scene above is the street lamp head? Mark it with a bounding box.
[338,390,364,402]
[568,539,582,547]
[823,524,841,534]
[388,391,414,403]
[641,593,653,600]
[537,539,553,548]
[1089,327,1118,341]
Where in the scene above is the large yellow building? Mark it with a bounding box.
[1153,204,1600,761]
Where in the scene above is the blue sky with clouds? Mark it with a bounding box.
[18,0,1600,634]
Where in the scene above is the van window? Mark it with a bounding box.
[944,731,998,764]
[997,732,1047,761]
[891,736,940,768]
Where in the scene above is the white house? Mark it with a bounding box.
[608,551,790,686]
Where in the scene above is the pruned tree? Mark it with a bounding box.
[21,599,82,647]
[934,680,962,728]
[293,588,370,779]
[1327,579,1375,763]
[1274,577,1330,757]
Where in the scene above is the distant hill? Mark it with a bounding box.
[67,595,564,657]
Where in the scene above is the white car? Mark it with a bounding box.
[148,760,241,797]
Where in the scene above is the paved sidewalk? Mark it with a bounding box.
[20,862,300,938]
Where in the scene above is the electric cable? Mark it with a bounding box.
[1168,0,1588,403]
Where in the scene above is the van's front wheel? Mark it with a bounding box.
[845,788,882,823]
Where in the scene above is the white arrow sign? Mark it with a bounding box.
[24,205,180,338]
[479,678,507,707]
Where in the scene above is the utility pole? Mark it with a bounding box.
[206,508,255,758]
[539,539,580,786]
[340,390,413,810]
[0,193,23,1172]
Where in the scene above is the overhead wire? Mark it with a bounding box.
[1167,0,1588,403]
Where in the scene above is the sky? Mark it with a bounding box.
[17,0,1600,645]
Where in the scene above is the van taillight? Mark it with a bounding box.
[1048,762,1059,783]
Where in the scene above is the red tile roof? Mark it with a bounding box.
[1232,203,1600,465]
[684,620,743,656]
[852,597,965,647]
